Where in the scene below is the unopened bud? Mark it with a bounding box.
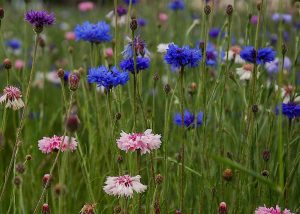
[42,203,50,214]
[219,202,227,214]
[66,114,80,133]
[130,16,137,31]
[15,162,25,174]
[155,174,164,185]
[57,68,65,79]
[0,8,4,19]
[69,73,80,91]
[204,5,211,16]
[222,168,233,181]
[3,58,12,70]
[226,5,233,16]
[43,174,52,187]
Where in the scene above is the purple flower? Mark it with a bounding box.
[117,6,127,17]
[169,0,185,11]
[250,15,258,25]
[138,18,147,27]
[272,13,292,23]
[209,27,222,39]
[120,57,150,73]
[174,110,203,128]
[24,10,55,28]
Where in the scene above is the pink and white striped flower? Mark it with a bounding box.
[0,86,24,110]
[116,129,162,154]
[38,135,78,153]
[103,175,147,198]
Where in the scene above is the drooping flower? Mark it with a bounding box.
[120,57,150,73]
[255,205,293,214]
[169,0,185,11]
[0,86,24,110]
[240,46,276,64]
[276,103,300,119]
[116,129,162,154]
[74,21,112,43]
[103,175,147,198]
[272,13,292,23]
[24,10,55,29]
[38,135,78,153]
[122,36,150,59]
[87,66,129,89]
[236,64,253,80]
[174,110,203,127]
[78,1,95,12]
[164,44,202,68]
[124,0,139,5]
[223,45,245,64]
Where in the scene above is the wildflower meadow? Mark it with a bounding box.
[0,0,300,213]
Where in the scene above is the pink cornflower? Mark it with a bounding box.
[0,86,24,110]
[15,59,25,70]
[103,175,147,198]
[78,1,95,12]
[65,31,76,41]
[38,135,78,153]
[104,47,113,58]
[159,12,168,22]
[116,129,162,154]
[255,205,293,214]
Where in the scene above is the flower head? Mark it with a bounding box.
[103,175,147,198]
[276,103,300,119]
[24,10,55,29]
[205,42,218,66]
[209,27,223,39]
[116,129,162,154]
[6,39,21,50]
[74,21,112,43]
[240,46,276,64]
[38,135,78,153]
[87,66,129,89]
[169,0,185,11]
[236,64,253,80]
[122,36,149,59]
[164,44,201,68]
[124,0,139,5]
[120,57,150,73]
[0,86,24,110]
[78,1,95,12]
[255,205,293,214]
[174,110,203,127]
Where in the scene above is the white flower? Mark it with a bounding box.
[157,43,171,54]
[236,64,253,80]
[103,175,147,198]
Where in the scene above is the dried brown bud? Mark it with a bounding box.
[252,104,259,113]
[14,176,22,187]
[261,170,269,177]
[204,5,211,16]
[262,149,270,162]
[43,174,52,187]
[113,205,121,213]
[0,8,4,19]
[54,183,67,196]
[130,16,138,31]
[257,2,262,11]
[153,72,159,81]
[3,58,12,70]
[164,84,171,95]
[117,155,123,164]
[155,174,164,185]
[38,37,46,48]
[26,154,32,161]
[115,112,121,121]
[80,203,96,214]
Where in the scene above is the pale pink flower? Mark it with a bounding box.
[38,135,78,153]
[159,12,168,22]
[103,175,147,198]
[116,129,162,154]
[255,205,293,214]
[14,59,25,70]
[104,47,113,58]
[224,45,245,64]
[65,31,76,41]
[0,86,24,110]
[236,64,254,80]
[78,1,95,12]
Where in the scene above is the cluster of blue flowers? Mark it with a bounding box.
[74,21,112,43]
[87,66,129,89]
[169,0,185,11]
[174,110,203,128]
[240,46,276,64]
[277,103,300,119]
[164,44,202,68]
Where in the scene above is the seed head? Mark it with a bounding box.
[155,174,164,185]
[164,84,171,95]
[130,16,137,31]
[26,154,32,161]
[204,5,211,16]
[14,176,22,187]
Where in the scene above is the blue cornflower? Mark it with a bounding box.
[64,71,70,82]
[209,27,223,39]
[169,0,185,11]
[276,103,300,119]
[124,0,139,5]
[240,46,276,64]
[138,18,147,27]
[6,39,21,50]
[120,57,150,73]
[174,110,203,127]
[87,66,129,89]
[164,44,201,68]
[74,21,112,43]
[205,43,218,66]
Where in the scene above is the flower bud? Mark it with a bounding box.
[38,37,46,48]
[222,168,233,181]
[66,114,80,133]
[54,183,67,196]
[164,84,171,95]
[57,68,64,79]
[252,104,259,113]
[130,16,137,31]
[261,170,269,177]
[117,155,123,164]
[153,72,159,81]
[80,203,96,214]
[15,162,25,174]
[262,149,270,162]
[204,5,211,16]
[43,174,52,187]
[26,154,32,161]
[219,202,227,214]
[68,46,74,54]
[69,73,80,91]
[14,176,22,187]
[42,203,50,214]
[282,44,287,55]
[175,210,182,214]
[113,205,121,213]
[34,25,44,34]
[226,5,233,16]
[0,8,4,19]
[155,174,164,185]
[115,112,121,121]
[3,58,12,70]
